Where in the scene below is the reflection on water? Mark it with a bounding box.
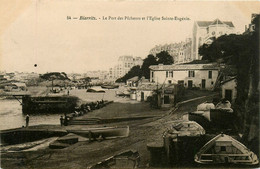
[0,87,126,130]
[0,100,62,130]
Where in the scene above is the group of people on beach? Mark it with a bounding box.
[72,100,105,117]
[60,115,69,126]
[59,100,105,126]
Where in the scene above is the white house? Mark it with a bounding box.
[221,77,237,103]
[136,83,158,102]
[126,76,139,87]
[149,63,219,90]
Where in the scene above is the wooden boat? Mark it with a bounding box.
[162,120,206,164]
[101,85,119,89]
[164,120,205,137]
[115,90,130,97]
[86,88,105,93]
[88,150,140,169]
[67,126,129,139]
[194,134,259,165]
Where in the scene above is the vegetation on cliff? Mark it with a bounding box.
[199,15,259,154]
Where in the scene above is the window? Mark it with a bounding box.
[208,71,212,79]
[178,80,184,85]
[188,71,195,77]
[169,71,173,78]
[212,31,215,35]
[164,96,170,104]
[151,71,154,78]
[168,80,172,84]
[221,146,226,151]
[166,71,168,78]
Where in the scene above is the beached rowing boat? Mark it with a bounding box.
[194,133,259,165]
[101,85,119,89]
[164,120,206,137]
[67,126,129,139]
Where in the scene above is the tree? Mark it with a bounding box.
[141,54,157,79]
[156,51,174,65]
[199,34,251,65]
[199,15,259,154]
[116,65,142,83]
[40,72,70,81]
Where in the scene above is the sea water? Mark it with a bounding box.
[0,87,121,130]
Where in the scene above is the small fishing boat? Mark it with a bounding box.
[194,134,259,165]
[88,150,140,169]
[67,126,129,139]
[101,84,119,89]
[86,88,105,93]
[115,90,130,97]
[164,120,206,137]
[162,120,206,164]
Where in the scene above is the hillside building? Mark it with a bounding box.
[191,19,236,60]
[109,56,143,79]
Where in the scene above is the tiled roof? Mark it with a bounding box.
[137,83,176,91]
[221,77,236,85]
[197,21,212,27]
[196,19,234,28]
[211,19,224,25]
[149,63,219,71]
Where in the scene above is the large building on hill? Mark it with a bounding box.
[109,56,143,79]
[191,18,236,60]
[175,38,192,64]
[84,70,109,80]
[149,43,182,62]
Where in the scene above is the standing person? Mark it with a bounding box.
[67,89,70,96]
[60,116,64,126]
[26,114,30,127]
[64,116,69,126]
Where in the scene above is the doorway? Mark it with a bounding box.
[202,79,206,89]
[141,92,144,101]
[188,80,193,88]
[225,89,232,102]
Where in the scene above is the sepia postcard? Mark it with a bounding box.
[0,0,259,168]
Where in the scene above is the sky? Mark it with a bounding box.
[0,0,259,73]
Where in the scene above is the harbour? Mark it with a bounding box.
[0,2,259,168]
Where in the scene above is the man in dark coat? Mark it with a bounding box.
[26,114,29,127]
[60,116,64,126]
